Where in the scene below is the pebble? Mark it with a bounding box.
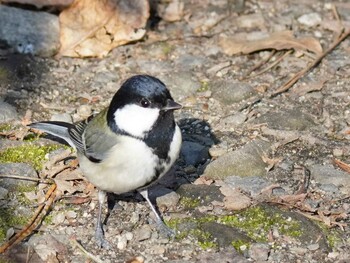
[248,243,270,261]
[297,13,322,27]
[65,210,77,219]
[0,186,9,199]
[52,213,65,225]
[156,191,180,210]
[117,235,128,250]
[333,148,343,157]
[208,146,227,158]
[50,113,73,123]
[307,243,320,251]
[211,80,256,104]
[204,140,271,179]
[149,245,166,255]
[77,104,92,118]
[135,225,152,241]
[0,100,18,122]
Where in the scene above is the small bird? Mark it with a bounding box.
[29,75,182,248]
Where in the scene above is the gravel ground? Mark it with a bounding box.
[0,0,350,262]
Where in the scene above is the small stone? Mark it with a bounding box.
[290,246,307,255]
[0,186,8,199]
[135,225,152,241]
[52,213,65,225]
[149,245,166,255]
[307,243,319,251]
[333,148,344,157]
[297,13,322,27]
[125,232,134,241]
[209,146,227,158]
[130,212,140,225]
[0,100,18,122]
[65,210,77,219]
[77,105,92,118]
[50,113,73,123]
[156,191,180,210]
[117,235,128,250]
[248,243,270,261]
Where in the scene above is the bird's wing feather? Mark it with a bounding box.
[80,109,120,162]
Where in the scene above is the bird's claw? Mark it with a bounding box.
[95,226,111,249]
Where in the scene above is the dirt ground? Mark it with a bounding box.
[0,0,350,262]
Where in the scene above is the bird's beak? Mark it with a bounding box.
[162,99,182,111]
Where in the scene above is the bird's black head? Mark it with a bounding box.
[107,75,181,138]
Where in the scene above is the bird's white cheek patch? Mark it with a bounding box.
[114,104,160,138]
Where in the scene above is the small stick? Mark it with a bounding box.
[0,183,57,253]
[70,237,104,263]
[271,28,350,97]
[241,50,276,79]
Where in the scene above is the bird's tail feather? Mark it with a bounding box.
[28,121,76,149]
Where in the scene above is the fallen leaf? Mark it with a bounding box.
[292,80,326,96]
[219,31,323,56]
[220,186,251,211]
[58,0,149,58]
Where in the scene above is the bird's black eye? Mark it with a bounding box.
[140,98,151,108]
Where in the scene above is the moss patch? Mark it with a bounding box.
[0,143,64,170]
[0,208,31,241]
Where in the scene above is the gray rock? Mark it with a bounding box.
[174,55,207,71]
[162,71,201,99]
[176,184,224,207]
[0,163,38,189]
[0,186,9,199]
[155,190,180,210]
[135,224,152,241]
[211,80,256,104]
[219,112,247,127]
[204,139,271,179]
[309,164,350,195]
[181,141,209,166]
[50,113,73,123]
[0,5,60,57]
[297,13,322,27]
[224,176,270,196]
[201,221,253,248]
[0,100,18,122]
[248,243,270,261]
[194,247,249,263]
[254,109,316,131]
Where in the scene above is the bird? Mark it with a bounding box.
[29,75,182,248]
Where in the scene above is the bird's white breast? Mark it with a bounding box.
[78,124,182,194]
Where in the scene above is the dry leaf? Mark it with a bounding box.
[220,186,251,211]
[292,80,326,96]
[219,31,323,56]
[58,0,149,58]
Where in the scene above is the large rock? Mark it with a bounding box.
[0,5,60,57]
[253,108,316,131]
[0,100,18,122]
[204,139,271,179]
[211,80,256,104]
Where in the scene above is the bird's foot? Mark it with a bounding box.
[95,226,111,249]
[156,220,176,239]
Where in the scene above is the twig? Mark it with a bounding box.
[241,50,276,79]
[70,237,104,263]
[271,28,350,97]
[295,167,311,194]
[0,174,52,184]
[0,183,57,253]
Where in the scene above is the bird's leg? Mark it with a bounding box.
[139,189,175,238]
[95,190,110,249]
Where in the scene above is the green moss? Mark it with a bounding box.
[317,223,342,248]
[0,144,64,170]
[0,208,31,241]
[0,67,8,81]
[43,214,54,225]
[179,196,200,209]
[0,124,12,132]
[197,81,209,92]
[219,206,302,242]
[161,42,174,56]
[198,240,217,249]
[232,239,250,252]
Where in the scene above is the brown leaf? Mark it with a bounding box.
[219,31,323,56]
[58,0,149,58]
[333,159,350,174]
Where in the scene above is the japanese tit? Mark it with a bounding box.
[29,75,182,248]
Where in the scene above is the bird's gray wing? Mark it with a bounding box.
[78,109,120,163]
